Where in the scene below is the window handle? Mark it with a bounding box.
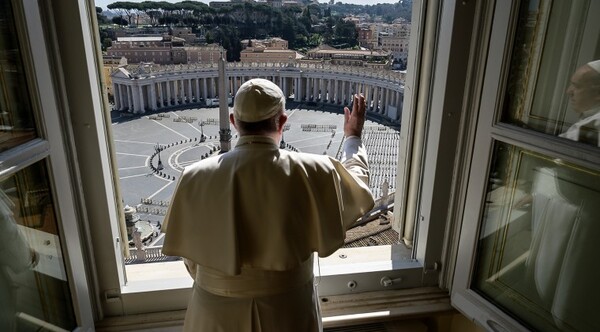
[380,276,403,287]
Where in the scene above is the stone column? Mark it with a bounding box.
[195,78,200,103]
[232,76,238,96]
[113,83,120,110]
[387,88,392,113]
[187,79,193,103]
[131,85,140,113]
[331,78,340,104]
[158,82,164,108]
[173,80,178,104]
[374,86,380,112]
[313,78,319,101]
[294,78,300,102]
[172,80,178,104]
[166,81,172,106]
[117,83,124,110]
[179,80,185,104]
[202,78,208,101]
[150,83,157,111]
[139,85,146,113]
[119,83,126,110]
[210,77,216,98]
[346,81,352,105]
[369,84,375,111]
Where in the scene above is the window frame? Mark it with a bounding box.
[1,0,96,329]
[39,0,481,326]
[452,0,600,331]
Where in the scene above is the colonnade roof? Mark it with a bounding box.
[112,62,405,84]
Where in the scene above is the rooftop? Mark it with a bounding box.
[117,36,164,42]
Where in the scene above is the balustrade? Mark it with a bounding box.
[112,62,404,121]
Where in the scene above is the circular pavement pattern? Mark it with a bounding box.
[112,104,399,228]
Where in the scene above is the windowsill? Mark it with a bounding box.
[122,261,192,294]
[97,287,451,331]
[113,245,424,317]
[123,245,416,294]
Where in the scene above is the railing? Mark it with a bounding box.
[125,245,180,264]
[125,62,405,85]
[125,191,396,264]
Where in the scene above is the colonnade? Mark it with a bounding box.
[112,63,404,121]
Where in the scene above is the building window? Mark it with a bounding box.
[14,0,530,328]
[453,0,600,331]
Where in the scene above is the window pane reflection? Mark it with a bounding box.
[0,0,37,152]
[0,161,76,331]
[473,142,600,331]
[503,0,599,147]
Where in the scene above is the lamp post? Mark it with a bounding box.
[155,143,164,171]
[199,121,206,142]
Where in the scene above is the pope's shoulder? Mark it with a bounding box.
[181,148,339,176]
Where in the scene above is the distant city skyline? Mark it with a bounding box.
[95,0,400,10]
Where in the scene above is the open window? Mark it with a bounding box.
[453,0,600,331]
[0,0,94,329]
[8,0,508,328]
[86,0,465,322]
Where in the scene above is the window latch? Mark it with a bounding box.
[380,276,403,287]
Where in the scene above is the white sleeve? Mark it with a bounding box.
[340,136,370,186]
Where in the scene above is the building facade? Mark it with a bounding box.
[107,36,225,65]
[102,55,128,101]
[111,62,404,121]
[106,36,186,65]
[305,46,392,69]
[240,38,300,63]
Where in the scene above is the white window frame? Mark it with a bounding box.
[31,0,485,327]
[2,0,95,329]
[452,0,600,331]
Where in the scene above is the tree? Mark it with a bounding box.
[140,1,162,25]
[107,2,139,26]
[96,7,110,25]
[299,6,312,34]
[112,16,129,26]
[210,26,242,62]
[102,38,113,51]
[332,19,358,48]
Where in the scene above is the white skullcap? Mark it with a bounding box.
[233,78,285,122]
[587,59,600,73]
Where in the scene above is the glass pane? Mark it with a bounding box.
[96,0,415,265]
[0,161,76,331]
[503,0,600,147]
[0,0,37,152]
[473,142,600,331]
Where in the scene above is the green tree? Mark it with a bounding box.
[96,7,110,25]
[102,38,113,51]
[332,19,358,48]
[140,1,161,25]
[210,26,242,62]
[107,2,139,26]
[111,16,128,26]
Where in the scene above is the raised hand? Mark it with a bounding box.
[344,94,366,138]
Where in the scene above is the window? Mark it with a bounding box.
[16,0,501,328]
[91,3,458,320]
[0,0,93,329]
[453,0,600,331]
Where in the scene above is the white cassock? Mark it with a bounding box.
[559,106,600,146]
[162,135,374,332]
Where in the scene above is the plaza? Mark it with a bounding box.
[112,103,401,258]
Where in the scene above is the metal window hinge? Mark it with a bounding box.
[424,261,441,274]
